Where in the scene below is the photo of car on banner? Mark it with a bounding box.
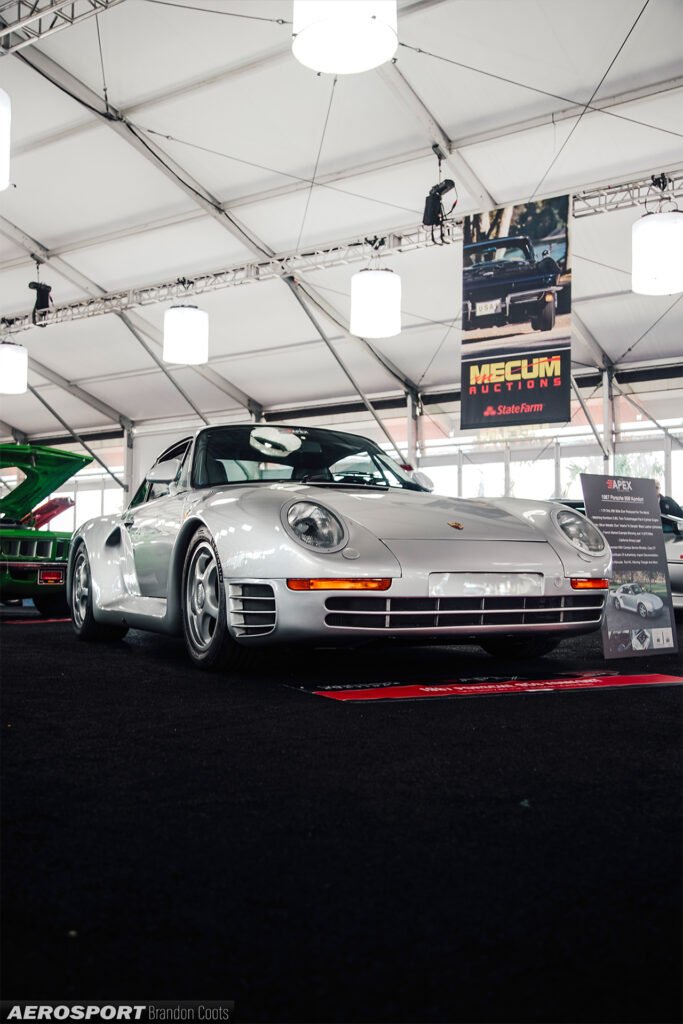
[461,196,572,431]
[67,424,612,671]
[0,445,92,616]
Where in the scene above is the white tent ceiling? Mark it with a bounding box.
[0,0,682,441]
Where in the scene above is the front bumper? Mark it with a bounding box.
[226,575,607,646]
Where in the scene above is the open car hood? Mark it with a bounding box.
[0,444,92,522]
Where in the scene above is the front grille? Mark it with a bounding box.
[228,583,277,637]
[324,594,606,630]
[0,537,68,560]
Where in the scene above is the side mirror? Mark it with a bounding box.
[146,458,181,484]
[411,470,434,492]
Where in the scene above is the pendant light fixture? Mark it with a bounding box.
[350,265,401,338]
[292,0,398,75]
[163,305,209,364]
[0,88,11,191]
[632,174,683,295]
[0,341,28,394]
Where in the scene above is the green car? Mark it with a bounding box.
[0,444,92,616]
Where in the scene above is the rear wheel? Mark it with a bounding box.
[532,299,555,332]
[33,592,69,617]
[71,544,128,641]
[613,597,621,610]
[181,528,255,673]
[479,635,560,659]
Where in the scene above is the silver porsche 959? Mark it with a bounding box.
[67,424,611,670]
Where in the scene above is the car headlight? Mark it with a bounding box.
[553,509,605,554]
[285,501,346,552]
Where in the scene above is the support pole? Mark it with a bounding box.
[504,444,511,497]
[602,367,615,473]
[554,439,561,497]
[664,433,672,496]
[457,449,463,497]
[407,393,418,467]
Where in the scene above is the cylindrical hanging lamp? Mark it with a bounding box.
[350,267,401,338]
[0,88,11,192]
[163,305,209,364]
[632,211,683,295]
[292,0,398,75]
[0,342,28,394]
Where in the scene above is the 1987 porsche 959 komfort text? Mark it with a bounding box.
[68,425,611,670]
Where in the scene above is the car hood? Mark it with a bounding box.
[642,593,664,609]
[270,487,545,543]
[0,444,92,521]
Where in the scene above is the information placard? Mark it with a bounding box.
[581,473,678,659]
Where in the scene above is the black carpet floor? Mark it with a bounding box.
[1,615,682,1024]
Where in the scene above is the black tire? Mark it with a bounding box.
[480,635,560,659]
[534,299,555,332]
[637,603,648,619]
[181,528,255,673]
[33,592,69,617]
[71,544,128,641]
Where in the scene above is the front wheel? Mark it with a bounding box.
[71,545,128,641]
[637,603,649,618]
[480,635,560,659]
[181,528,255,673]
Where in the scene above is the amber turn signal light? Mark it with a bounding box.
[570,578,609,590]
[287,578,392,591]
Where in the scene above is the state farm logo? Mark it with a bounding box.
[606,479,633,491]
[483,405,497,417]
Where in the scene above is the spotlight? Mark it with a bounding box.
[423,178,456,227]
[29,280,53,327]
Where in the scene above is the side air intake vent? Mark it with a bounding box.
[228,583,277,638]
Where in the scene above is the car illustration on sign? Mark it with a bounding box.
[462,235,562,332]
[0,444,92,615]
[67,425,612,671]
[611,583,664,618]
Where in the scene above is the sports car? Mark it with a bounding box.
[462,235,561,332]
[1,444,92,615]
[68,424,611,669]
[611,583,664,618]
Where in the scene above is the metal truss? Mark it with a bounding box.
[2,221,460,333]
[0,0,126,54]
[572,169,683,218]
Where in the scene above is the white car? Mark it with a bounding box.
[612,583,665,618]
[67,424,612,672]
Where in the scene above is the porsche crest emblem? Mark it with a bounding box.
[448,521,464,530]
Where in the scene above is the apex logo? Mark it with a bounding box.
[607,479,633,491]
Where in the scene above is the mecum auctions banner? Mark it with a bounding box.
[581,473,678,659]
[460,195,572,430]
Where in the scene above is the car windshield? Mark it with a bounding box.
[192,425,425,491]
[464,241,532,268]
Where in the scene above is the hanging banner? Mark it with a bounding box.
[581,473,678,659]
[460,196,572,430]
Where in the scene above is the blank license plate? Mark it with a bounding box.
[475,300,501,316]
[429,572,543,597]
